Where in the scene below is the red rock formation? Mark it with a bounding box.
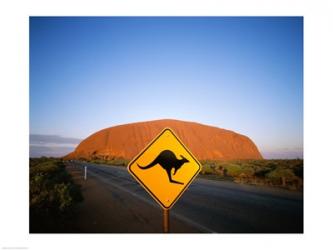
[64,119,263,161]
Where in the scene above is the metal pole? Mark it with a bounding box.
[163,209,169,233]
[84,166,87,180]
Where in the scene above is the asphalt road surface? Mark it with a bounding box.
[66,161,303,233]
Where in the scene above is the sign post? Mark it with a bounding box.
[128,128,202,232]
[84,166,87,180]
[163,209,169,233]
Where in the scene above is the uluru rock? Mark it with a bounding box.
[64,119,263,161]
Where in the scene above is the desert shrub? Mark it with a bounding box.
[223,163,242,177]
[266,167,295,179]
[89,157,129,166]
[109,158,129,166]
[200,164,216,175]
[292,162,303,178]
[198,159,303,190]
[30,158,83,232]
[223,163,255,178]
[90,159,106,164]
[265,167,296,185]
[254,167,271,177]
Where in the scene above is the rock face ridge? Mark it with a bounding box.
[64,119,263,161]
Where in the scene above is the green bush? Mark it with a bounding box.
[200,164,216,175]
[30,158,83,232]
[254,167,271,177]
[223,163,255,178]
[265,167,296,185]
[266,167,295,179]
[223,163,242,177]
[109,158,129,166]
[89,157,129,166]
[293,162,303,178]
[198,159,303,190]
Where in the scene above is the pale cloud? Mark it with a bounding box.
[261,147,303,159]
[29,134,82,158]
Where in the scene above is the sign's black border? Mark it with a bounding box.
[127,127,202,210]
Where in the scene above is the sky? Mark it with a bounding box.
[30,17,303,158]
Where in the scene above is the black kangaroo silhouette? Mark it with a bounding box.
[137,150,189,185]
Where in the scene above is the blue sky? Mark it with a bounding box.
[30,17,303,158]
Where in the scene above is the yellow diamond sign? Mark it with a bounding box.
[127,128,202,209]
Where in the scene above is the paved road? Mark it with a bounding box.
[66,161,303,233]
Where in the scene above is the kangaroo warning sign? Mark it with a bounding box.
[127,128,202,209]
